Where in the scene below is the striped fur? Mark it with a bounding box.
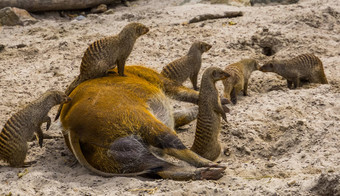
[260,54,328,89]
[160,41,212,90]
[0,91,70,167]
[191,67,230,161]
[222,59,259,104]
[55,22,149,120]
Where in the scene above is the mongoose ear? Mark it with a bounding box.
[255,61,260,70]
[212,70,218,78]
[200,43,204,51]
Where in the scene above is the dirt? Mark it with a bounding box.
[0,0,339,195]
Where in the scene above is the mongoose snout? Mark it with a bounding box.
[259,62,274,72]
[212,70,230,81]
[58,94,71,104]
[135,23,149,36]
[201,42,212,52]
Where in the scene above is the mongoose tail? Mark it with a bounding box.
[0,90,71,167]
[191,67,230,161]
[161,41,212,90]
[260,54,328,89]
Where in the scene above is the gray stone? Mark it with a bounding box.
[0,7,37,26]
[90,4,107,13]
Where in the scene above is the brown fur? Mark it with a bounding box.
[55,22,149,121]
[222,59,259,104]
[0,91,70,167]
[260,54,328,89]
[160,41,212,90]
[191,67,230,161]
[60,65,226,180]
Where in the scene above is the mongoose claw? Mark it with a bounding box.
[196,167,225,180]
[222,114,228,123]
[222,105,230,113]
[46,116,51,131]
[107,70,117,75]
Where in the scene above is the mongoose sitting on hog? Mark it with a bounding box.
[55,22,149,120]
[191,67,231,161]
[222,59,259,104]
[0,90,71,167]
[59,65,227,180]
[160,41,212,90]
[259,53,328,89]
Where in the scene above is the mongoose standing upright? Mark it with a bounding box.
[260,54,328,89]
[222,59,259,104]
[55,22,149,120]
[0,90,71,167]
[160,41,212,90]
[191,67,230,161]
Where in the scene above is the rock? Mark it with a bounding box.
[90,4,107,13]
[250,0,299,6]
[121,13,135,20]
[210,0,251,6]
[311,173,340,196]
[75,15,86,21]
[0,44,4,52]
[104,9,115,15]
[0,7,37,26]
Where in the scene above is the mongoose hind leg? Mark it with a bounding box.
[243,80,249,96]
[287,80,293,89]
[7,142,28,167]
[231,88,237,104]
[292,78,301,89]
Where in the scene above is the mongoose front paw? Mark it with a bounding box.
[222,113,228,123]
[231,97,237,105]
[220,98,231,105]
[107,70,117,75]
[222,105,230,113]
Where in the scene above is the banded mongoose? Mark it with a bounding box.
[160,41,212,90]
[222,59,259,104]
[191,67,230,161]
[0,91,71,167]
[55,22,149,120]
[60,65,226,180]
[260,54,328,89]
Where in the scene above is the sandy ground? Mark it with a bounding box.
[0,0,340,195]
